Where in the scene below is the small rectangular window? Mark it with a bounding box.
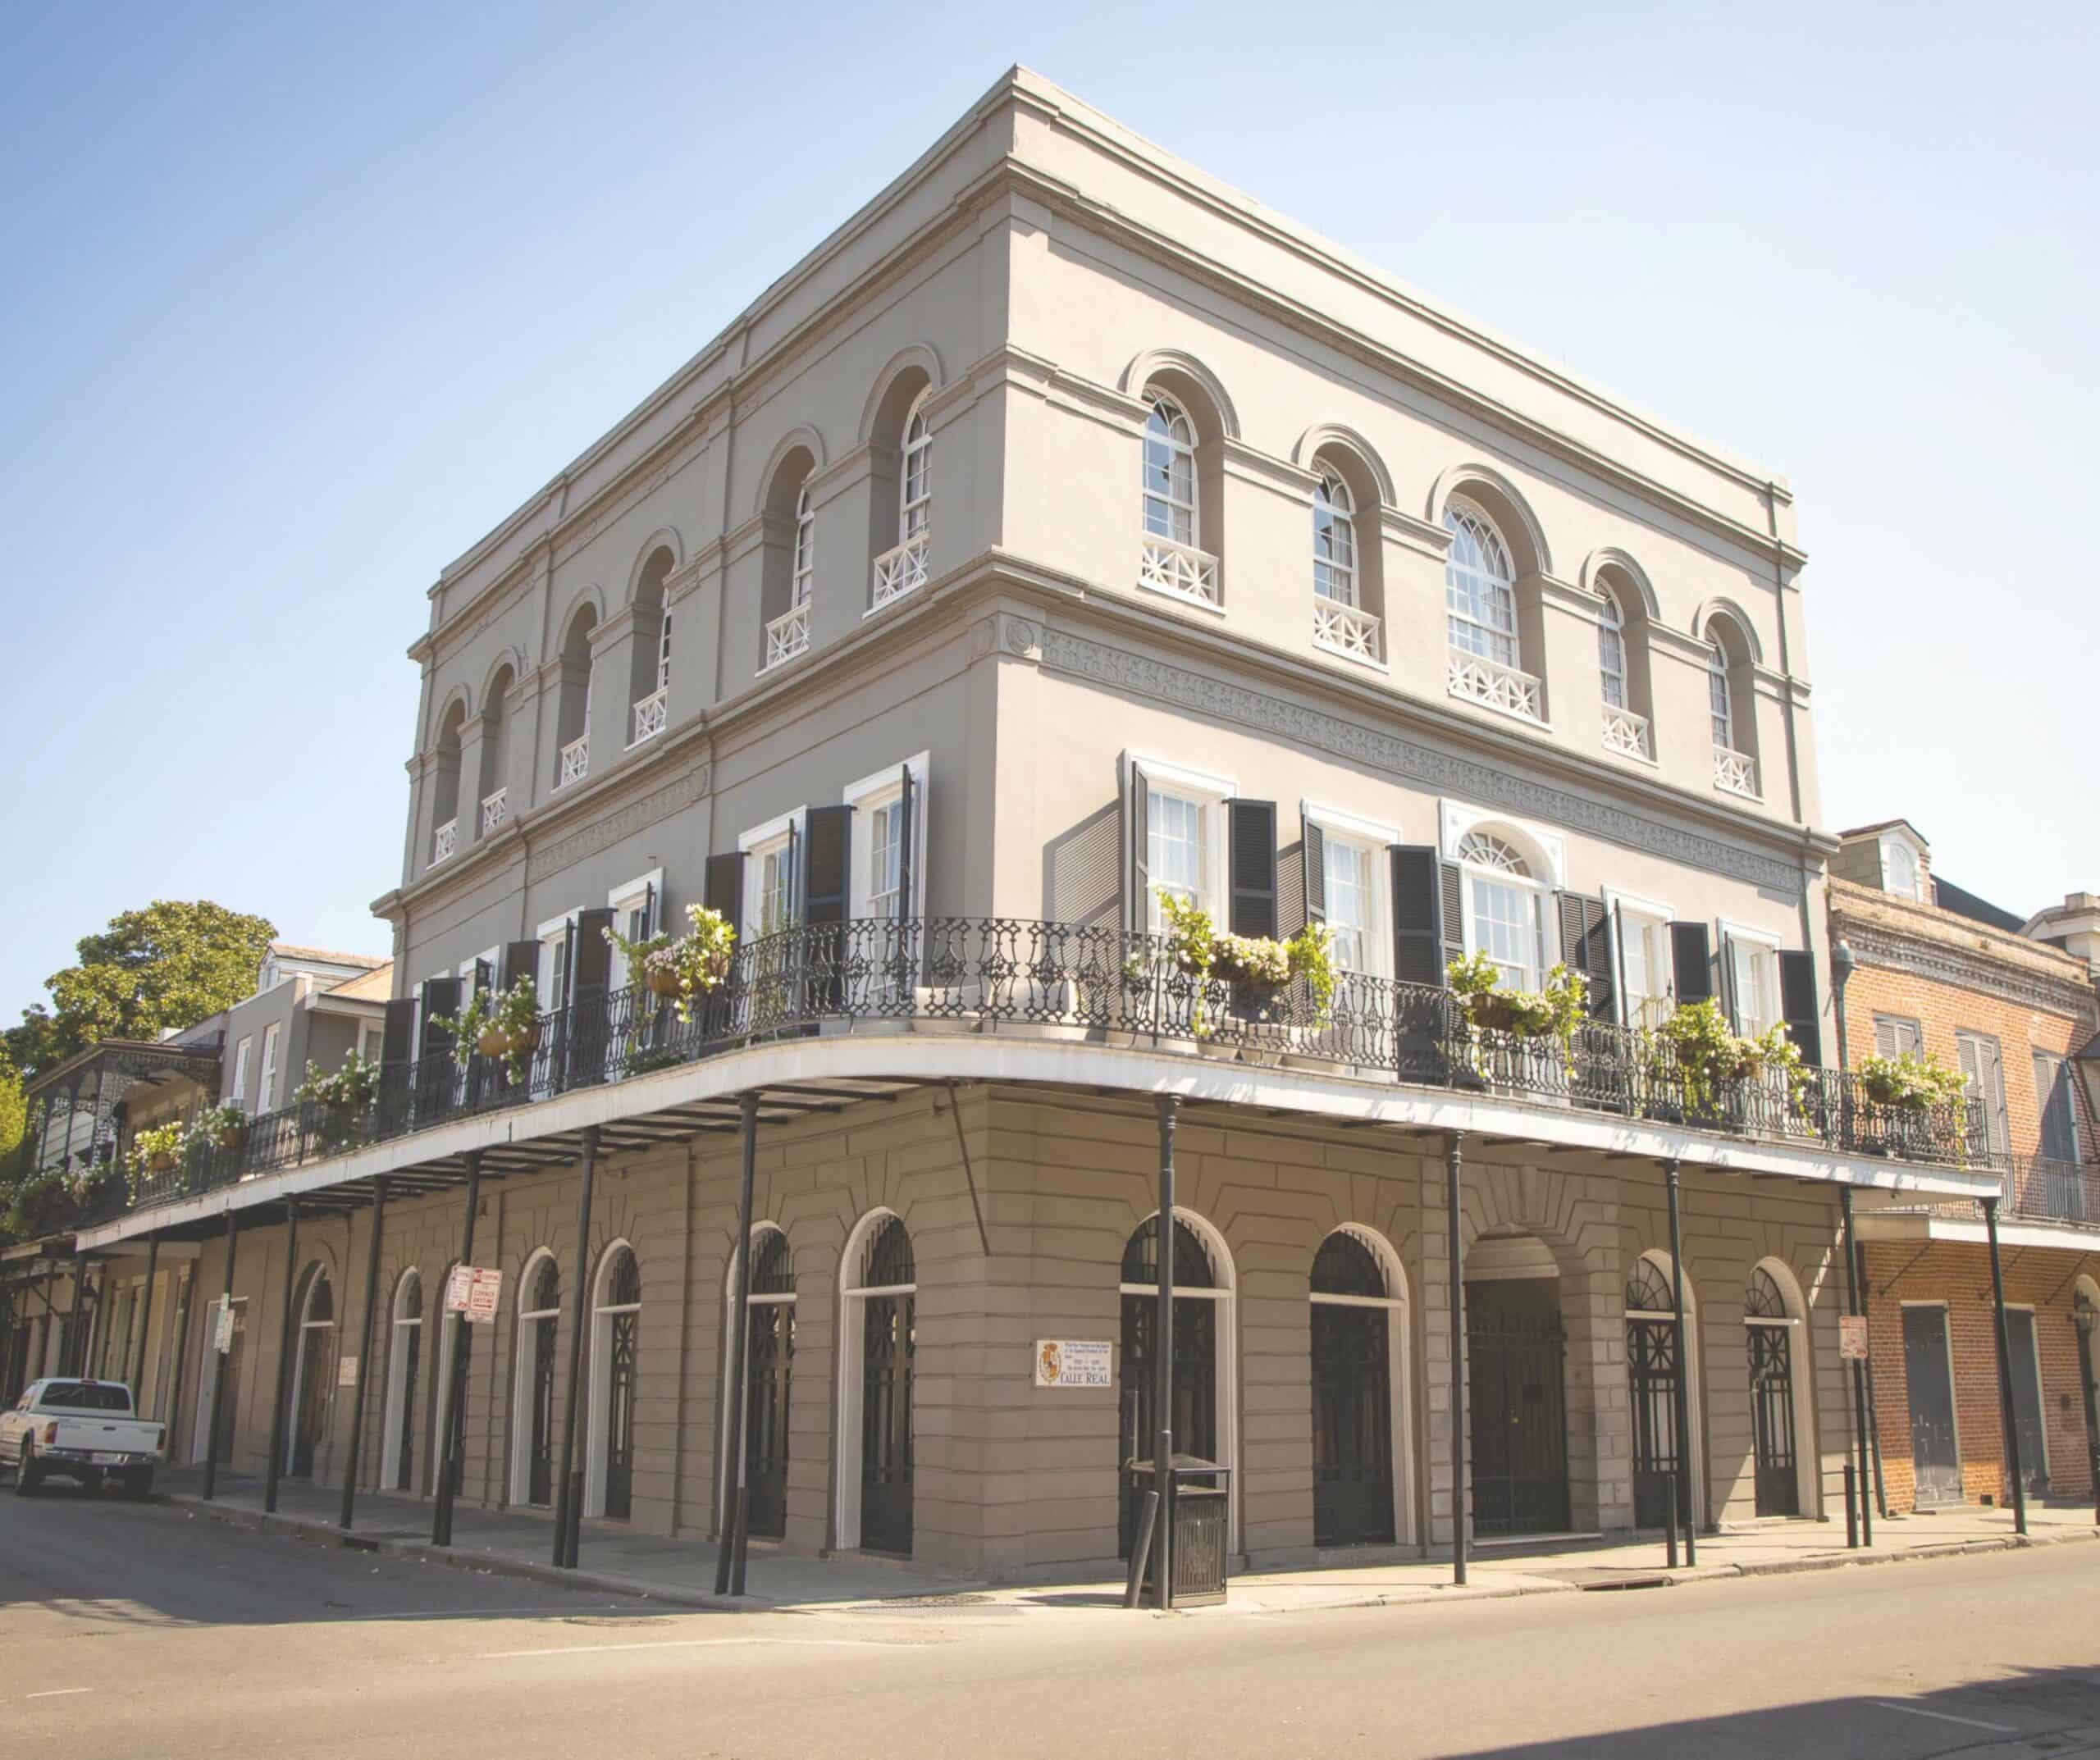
[1874,1015,1924,1060]
[1147,788,1205,922]
[1323,836,1376,973]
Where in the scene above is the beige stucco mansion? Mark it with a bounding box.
[61,70,2008,1583]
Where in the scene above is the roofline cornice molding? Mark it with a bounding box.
[1833,918,2100,1022]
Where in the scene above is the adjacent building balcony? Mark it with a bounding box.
[763,602,810,669]
[431,818,457,865]
[1312,598,1381,665]
[2006,1156,2098,1229]
[1601,705,1653,761]
[557,735,589,791]
[1713,745,1760,798]
[1137,536,1221,611]
[1447,648,1543,723]
[870,533,928,610]
[480,788,508,837]
[630,686,668,747]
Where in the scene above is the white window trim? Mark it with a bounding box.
[605,869,666,989]
[740,808,809,942]
[845,752,929,921]
[1437,800,1567,891]
[1302,801,1403,980]
[535,912,582,1012]
[1719,919,1783,1036]
[456,946,500,987]
[257,1022,282,1114]
[1879,832,1928,901]
[230,1037,252,1107]
[1601,887,1675,1028]
[1125,751,1236,926]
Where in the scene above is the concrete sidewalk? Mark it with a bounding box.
[158,1468,2095,1619]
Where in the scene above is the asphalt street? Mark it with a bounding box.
[4,1484,2098,1758]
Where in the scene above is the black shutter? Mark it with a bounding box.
[897,765,916,923]
[419,978,461,1065]
[571,909,614,1006]
[1125,761,1150,935]
[472,957,494,997]
[1554,891,1614,1020]
[786,820,802,925]
[641,881,658,939]
[1440,861,1467,973]
[704,852,745,934]
[1227,800,1278,940]
[1670,921,1713,1006]
[1301,817,1326,929]
[380,996,417,1065]
[1389,846,1446,987]
[500,941,540,992]
[1778,950,1822,1063]
[802,805,853,927]
[1716,924,1740,1032]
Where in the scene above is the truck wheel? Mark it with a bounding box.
[13,1443,39,1497]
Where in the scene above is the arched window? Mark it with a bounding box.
[1312,469,1356,606]
[1458,831,1544,992]
[288,1267,336,1479]
[588,1245,641,1521]
[1444,501,1518,668]
[383,1270,423,1493]
[838,1212,915,1555]
[430,699,465,865]
[1707,639,1734,752]
[1744,1266,1803,1517]
[760,451,817,668]
[1142,394,1198,547]
[627,545,674,746]
[510,1253,560,1507]
[1624,1252,1702,1528]
[901,393,931,543]
[554,606,596,789]
[476,664,513,837]
[1598,591,1628,710]
[1592,569,1655,760]
[867,367,934,609]
[738,1227,796,1539]
[1308,1229,1409,1548]
[793,486,815,607]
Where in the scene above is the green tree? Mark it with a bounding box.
[5,901,277,1078]
[0,1050,25,1188]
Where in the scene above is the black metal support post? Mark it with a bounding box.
[131,1234,160,1403]
[714,1092,760,1598]
[165,1266,195,1457]
[554,1127,599,1568]
[1982,1197,2028,1536]
[1831,937,1888,1518]
[201,1211,240,1502]
[1153,1093,1179,1610]
[1446,1130,1468,1587]
[432,1151,483,1548]
[264,1199,301,1513]
[341,1178,386,1531]
[1838,1185,1873,1547]
[1663,1157,1696,1566]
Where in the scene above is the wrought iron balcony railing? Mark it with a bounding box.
[2006,1155,2100,1228]
[1448,649,1544,723]
[79,918,1999,1232]
[871,534,928,610]
[1312,598,1381,664]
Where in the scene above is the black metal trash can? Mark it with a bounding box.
[1128,1454,1230,1607]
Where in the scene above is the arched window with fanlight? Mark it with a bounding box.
[1309,460,1382,665]
[1705,613,1760,797]
[1445,502,1518,668]
[1457,830,1545,992]
[901,392,931,544]
[1592,570,1656,761]
[867,363,934,611]
[1598,593,1627,709]
[838,1211,915,1555]
[1137,388,1221,609]
[510,1252,560,1507]
[587,1244,641,1521]
[1743,1265,1801,1517]
[1308,1229,1408,1548]
[1312,469,1354,604]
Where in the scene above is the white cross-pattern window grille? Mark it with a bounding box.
[1147,788,1204,923]
[901,394,931,542]
[1598,590,1627,710]
[1459,832,1541,993]
[868,798,904,920]
[1445,501,1518,668]
[1142,394,1198,547]
[1325,836,1375,973]
[481,788,508,835]
[1312,469,1355,606]
[792,485,815,606]
[1708,639,1734,751]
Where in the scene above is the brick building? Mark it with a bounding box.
[1838,822,2100,1513]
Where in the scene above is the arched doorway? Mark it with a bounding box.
[287,1267,336,1478]
[509,1254,559,1508]
[1117,1213,1235,1558]
[838,1215,914,1557]
[1465,1232,1569,1537]
[1309,1229,1406,1548]
[382,1270,423,1492]
[587,1245,641,1521]
[1625,1254,1702,1528]
[1745,1265,1802,1516]
[742,1228,796,1540]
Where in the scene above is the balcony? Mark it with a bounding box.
[85,916,1999,1235]
[630,687,668,747]
[1713,745,1760,798]
[557,735,589,791]
[480,788,508,837]
[1447,649,1543,723]
[1602,705,1653,761]
[870,533,928,610]
[431,818,457,865]
[1312,599,1381,665]
[763,602,810,670]
[1137,536,1221,612]
[2006,1156,2099,1228]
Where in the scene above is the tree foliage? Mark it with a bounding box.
[5,901,278,1079]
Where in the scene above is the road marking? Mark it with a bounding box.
[1872,1701,2016,1734]
[477,1637,909,1660]
[23,1689,93,1699]
[338,1603,655,1622]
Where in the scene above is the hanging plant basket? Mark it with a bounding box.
[477,1026,512,1058]
[509,1023,541,1056]
[145,1150,177,1173]
[212,1122,248,1151]
[1470,992,1526,1033]
[646,967,682,998]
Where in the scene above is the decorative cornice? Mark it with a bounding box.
[1836,921,2100,1023]
[524,764,713,887]
[1019,618,1805,892]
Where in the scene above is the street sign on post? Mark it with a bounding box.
[213,1303,235,1354]
[337,1355,359,1388]
[445,1265,504,1324]
[1840,1315,1869,1361]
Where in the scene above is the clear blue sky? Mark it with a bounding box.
[3,2,2094,1022]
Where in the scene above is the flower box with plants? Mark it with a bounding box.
[605,905,738,1023]
[130,1120,189,1174]
[1857,1051,1968,1112]
[435,977,544,1077]
[295,1050,381,1115]
[191,1102,249,1153]
[1154,890,1337,1029]
[1445,951,1588,1051]
[1643,1000,1807,1127]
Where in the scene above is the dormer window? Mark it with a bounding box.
[1878,832,1927,901]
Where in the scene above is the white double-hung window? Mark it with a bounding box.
[1457,831,1545,992]
[1303,802,1401,978]
[739,809,808,944]
[258,1022,281,1112]
[536,911,581,1013]
[231,1036,253,1107]
[606,870,664,991]
[1720,920,1782,1037]
[846,754,928,923]
[1128,754,1233,932]
[1604,890,1673,1029]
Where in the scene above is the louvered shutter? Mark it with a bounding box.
[1873,1015,1900,1060]
[704,852,745,935]
[1227,800,1278,940]
[1125,762,1150,935]
[472,957,493,997]
[1669,922,1713,1006]
[802,805,852,927]
[1778,950,1822,1062]
[570,909,614,1005]
[1440,861,1467,974]
[419,978,461,1065]
[1981,1037,2010,1153]
[1302,817,1327,930]
[1554,891,1614,1020]
[640,880,658,939]
[380,996,417,1065]
[500,941,540,992]
[1388,846,1447,987]
[897,765,916,922]
[1716,927,1742,1032]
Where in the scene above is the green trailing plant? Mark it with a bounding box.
[1444,955,1587,1057]
[605,906,737,1024]
[1858,1051,1968,1112]
[190,1102,249,1152]
[1155,891,1340,1027]
[130,1119,188,1174]
[295,1049,381,1114]
[435,978,543,1077]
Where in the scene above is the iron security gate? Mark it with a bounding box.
[291,1323,333,1478]
[1902,1305,1963,1507]
[605,1308,637,1520]
[1310,1303,1393,1547]
[1745,1272,1798,1517]
[527,1309,557,1507]
[395,1323,420,1489]
[1625,1260,1682,1529]
[860,1292,915,1555]
[1466,1284,1570,1537]
[746,1302,793,1539]
[1119,1295,1219,1557]
[2006,1309,2050,1495]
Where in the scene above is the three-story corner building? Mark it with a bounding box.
[1835,827,2100,1514]
[71,71,2002,1581]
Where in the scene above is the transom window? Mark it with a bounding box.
[1455,832,1527,874]
[1148,787,1205,919]
[1707,640,1734,750]
[1324,835,1376,973]
[1597,591,1627,710]
[792,486,815,606]
[901,394,931,540]
[1444,501,1518,667]
[1459,832,1541,992]
[1312,469,1356,605]
[1142,394,1198,547]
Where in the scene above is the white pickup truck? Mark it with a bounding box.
[2,1379,165,1498]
